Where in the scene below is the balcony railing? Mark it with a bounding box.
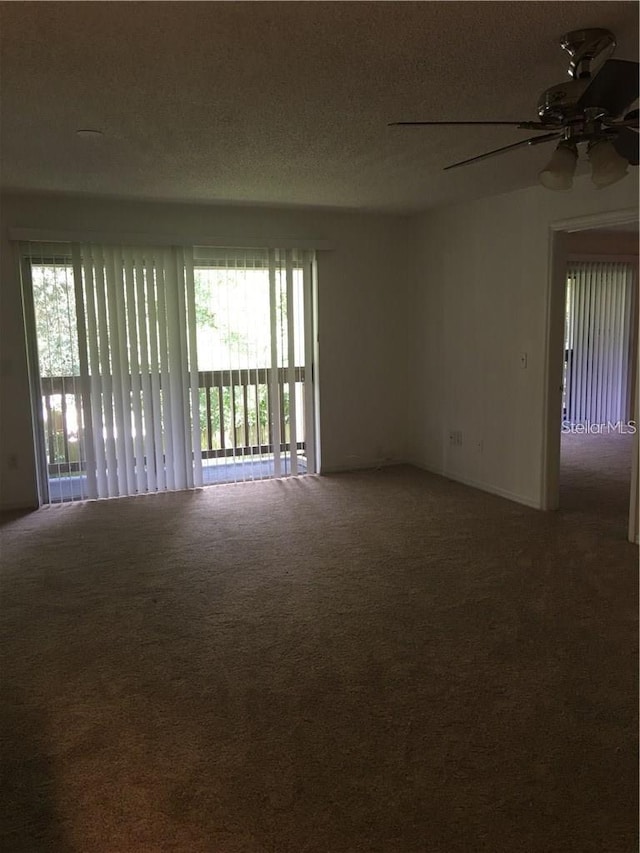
[41,368,306,477]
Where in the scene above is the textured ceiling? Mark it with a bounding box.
[1,1,638,213]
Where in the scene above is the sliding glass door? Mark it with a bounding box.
[193,248,316,485]
[22,242,317,504]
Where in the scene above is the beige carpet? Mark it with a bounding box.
[1,446,637,852]
[560,431,634,538]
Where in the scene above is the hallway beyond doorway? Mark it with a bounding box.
[560,431,634,539]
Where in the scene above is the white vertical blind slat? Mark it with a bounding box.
[601,261,614,421]
[175,247,193,489]
[184,247,203,488]
[606,262,616,421]
[584,263,592,420]
[147,249,165,491]
[268,249,282,477]
[157,250,175,490]
[72,244,98,499]
[586,265,596,422]
[575,264,586,422]
[133,249,154,492]
[610,262,621,421]
[614,262,626,420]
[111,246,137,494]
[286,250,298,476]
[61,259,86,501]
[93,245,119,496]
[123,247,146,494]
[594,262,605,422]
[608,263,620,419]
[82,247,109,498]
[173,247,187,486]
[620,265,633,422]
[166,248,188,490]
[103,246,127,495]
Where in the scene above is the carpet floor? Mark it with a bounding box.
[560,431,634,538]
[1,438,637,852]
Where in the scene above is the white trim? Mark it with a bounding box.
[320,458,542,509]
[8,227,333,251]
[540,228,568,510]
[550,208,639,233]
[413,463,542,509]
[566,254,639,264]
[321,458,404,475]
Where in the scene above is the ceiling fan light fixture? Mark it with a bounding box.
[588,138,629,187]
[538,141,578,190]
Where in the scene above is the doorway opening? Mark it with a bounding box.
[560,249,637,533]
[544,216,638,541]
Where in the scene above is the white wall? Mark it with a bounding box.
[406,174,639,508]
[0,192,409,510]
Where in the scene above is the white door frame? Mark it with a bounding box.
[541,207,639,540]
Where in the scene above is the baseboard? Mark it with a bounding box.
[320,457,409,475]
[411,462,542,510]
[0,502,39,518]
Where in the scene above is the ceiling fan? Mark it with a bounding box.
[390,28,639,189]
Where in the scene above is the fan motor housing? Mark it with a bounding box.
[537,79,590,123]
[538,28,616,124]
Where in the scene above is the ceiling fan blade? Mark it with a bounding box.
[603,111,639,129]
[389,120,550,129]
[576,59,639,118]
[613,127,639,166]
[444,132,562,171]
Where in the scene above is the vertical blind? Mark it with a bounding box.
[24,241,315,503]
[76,244,202,498]
[564,260,635,425]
